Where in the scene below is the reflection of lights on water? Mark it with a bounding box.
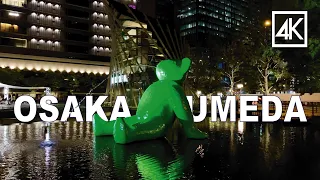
[45,129,50,141]
[41,123,55,146]
[238,121,244,134]
[303,127,307,141]
[45,146,52,167]
[237,134,244,145]
[1,126,9,158]
[3,126,8,142]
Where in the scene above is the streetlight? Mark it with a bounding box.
[264,20,271,27]
[237,84,243,89]
[237,84,243,94]
[264,20,271,43]
[196,90,201,96]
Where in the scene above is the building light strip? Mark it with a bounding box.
[0,63,108,75]
[8,12,20,17]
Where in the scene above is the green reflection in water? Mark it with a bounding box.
[93,136,206,179]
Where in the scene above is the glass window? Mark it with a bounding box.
[0,23,18,33]
[0,37,26,47]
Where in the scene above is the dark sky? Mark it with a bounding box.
[272,0,301,10]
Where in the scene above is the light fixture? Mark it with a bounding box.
[8,12,19,17]
[264,20,271,27]
[237,84,244,89]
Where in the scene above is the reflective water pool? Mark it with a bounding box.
[1,119,320,180]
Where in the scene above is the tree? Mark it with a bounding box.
[253,45,289,95]
[186,57,222,95]
[220,41,247,95]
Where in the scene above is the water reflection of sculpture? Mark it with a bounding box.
[93,136,206,179]
[93,58,207,144]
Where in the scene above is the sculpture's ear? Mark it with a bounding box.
[180,58,191,74]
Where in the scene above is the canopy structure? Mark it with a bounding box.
[0,83,49,90]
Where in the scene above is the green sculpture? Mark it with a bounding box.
[93,136,206,179]
[93,57,208,144]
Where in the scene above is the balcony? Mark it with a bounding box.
[91,46,111,57]
[90,35,111,47]
[92,24,111,36]
[28,13,62,28]
[91,1,106,13]
[28,1,61,16]
[92,12,109,25]
[27,26,61,40]
[28,39,62,51]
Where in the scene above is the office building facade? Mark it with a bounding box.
[177,0,249,46]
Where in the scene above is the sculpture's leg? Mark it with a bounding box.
[93,113,115,136]
[113,116,169,144]
[169,89,208,139]
[113,117,130,144]
[179,120,208,139]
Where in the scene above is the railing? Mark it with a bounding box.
[267,101,320,119]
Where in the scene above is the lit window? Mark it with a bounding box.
[2,0,26,7]
[0,23,19,33]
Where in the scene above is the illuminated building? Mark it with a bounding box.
[0,0,112,74]
[177,0,249,46]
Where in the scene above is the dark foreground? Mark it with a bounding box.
[1,118,320,180]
